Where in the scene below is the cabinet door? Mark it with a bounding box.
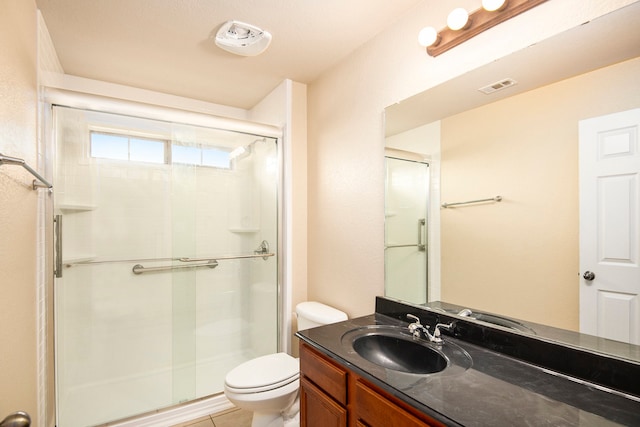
[299,343,348,405]
[300,376,347,427]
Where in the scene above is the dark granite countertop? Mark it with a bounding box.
[296,313,640,426]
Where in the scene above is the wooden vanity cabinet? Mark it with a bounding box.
[300,342,348,427]
[299,342,447,427]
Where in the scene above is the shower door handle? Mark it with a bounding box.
[417,218,426,252]
[54,215,62,278]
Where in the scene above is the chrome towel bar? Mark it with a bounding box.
[178,253,274,262]
[0,152,52,190]
[64,252,274,267]
[62,241,274,271]
[442,195,502,208]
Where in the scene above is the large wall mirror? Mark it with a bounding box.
[384,2,640,349]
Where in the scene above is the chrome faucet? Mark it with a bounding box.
[406,314,453,344]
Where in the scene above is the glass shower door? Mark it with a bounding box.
[168,129,280,402]
[384,156,429,304]
[53,106,279,426]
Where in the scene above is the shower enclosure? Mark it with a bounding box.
[52,106,280,426]
[384,155,429,304]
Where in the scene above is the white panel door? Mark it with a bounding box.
[579,108,640,344]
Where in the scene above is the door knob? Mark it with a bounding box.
[583,271,596,281]
[1,411,30,427]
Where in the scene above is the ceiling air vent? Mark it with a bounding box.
[215,20,272,56]
[478,78,518,94]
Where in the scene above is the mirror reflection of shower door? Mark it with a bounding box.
[384,156,429,304]
[52,106,279,427]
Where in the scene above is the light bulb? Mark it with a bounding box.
[447,8,469,31]
[418,26,439,47]
[482,0,507,12]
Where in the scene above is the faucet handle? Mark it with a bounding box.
[433,322,453,338]
[406,313,421,324]
[407,314,429,337]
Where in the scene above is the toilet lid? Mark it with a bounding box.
[225,353,299,390]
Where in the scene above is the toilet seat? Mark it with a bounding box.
[224,353,299,394]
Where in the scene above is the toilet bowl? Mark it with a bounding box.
[224,353,299,427]
[223,302,347,427]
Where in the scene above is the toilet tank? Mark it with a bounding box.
[296,302,348,331]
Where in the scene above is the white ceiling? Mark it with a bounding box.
[36,0,423,109]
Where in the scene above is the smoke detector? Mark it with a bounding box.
[478,78,518,94]
[215,20,272,56]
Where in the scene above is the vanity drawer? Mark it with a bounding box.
[300,343,348,405]
[354,379,445,427]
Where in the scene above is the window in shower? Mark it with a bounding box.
[171,143,232,168]
[90,131,233,169]
[54,106,280,427]
[90,131,166,164]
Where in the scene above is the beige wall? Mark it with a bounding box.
[306,0,637,318]
[0,0,40,424]
[250,79,308,353]
[288,81,309,341]
[440,57,640,330]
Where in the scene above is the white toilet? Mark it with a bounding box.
[224,302,348,427]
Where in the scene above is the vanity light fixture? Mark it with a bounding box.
[418,26,440,48]
[482,0,507,12]
[418,0,549,57]
[447,7,471,31]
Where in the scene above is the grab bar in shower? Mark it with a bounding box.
[131,251,275,275]
[385,244,421,249]
[132,260,219,275]
[0,152,52,190]
[441,195,502,208]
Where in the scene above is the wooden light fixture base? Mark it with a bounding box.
[427,0,549,57]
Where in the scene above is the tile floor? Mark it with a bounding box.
[171,408,252,427]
